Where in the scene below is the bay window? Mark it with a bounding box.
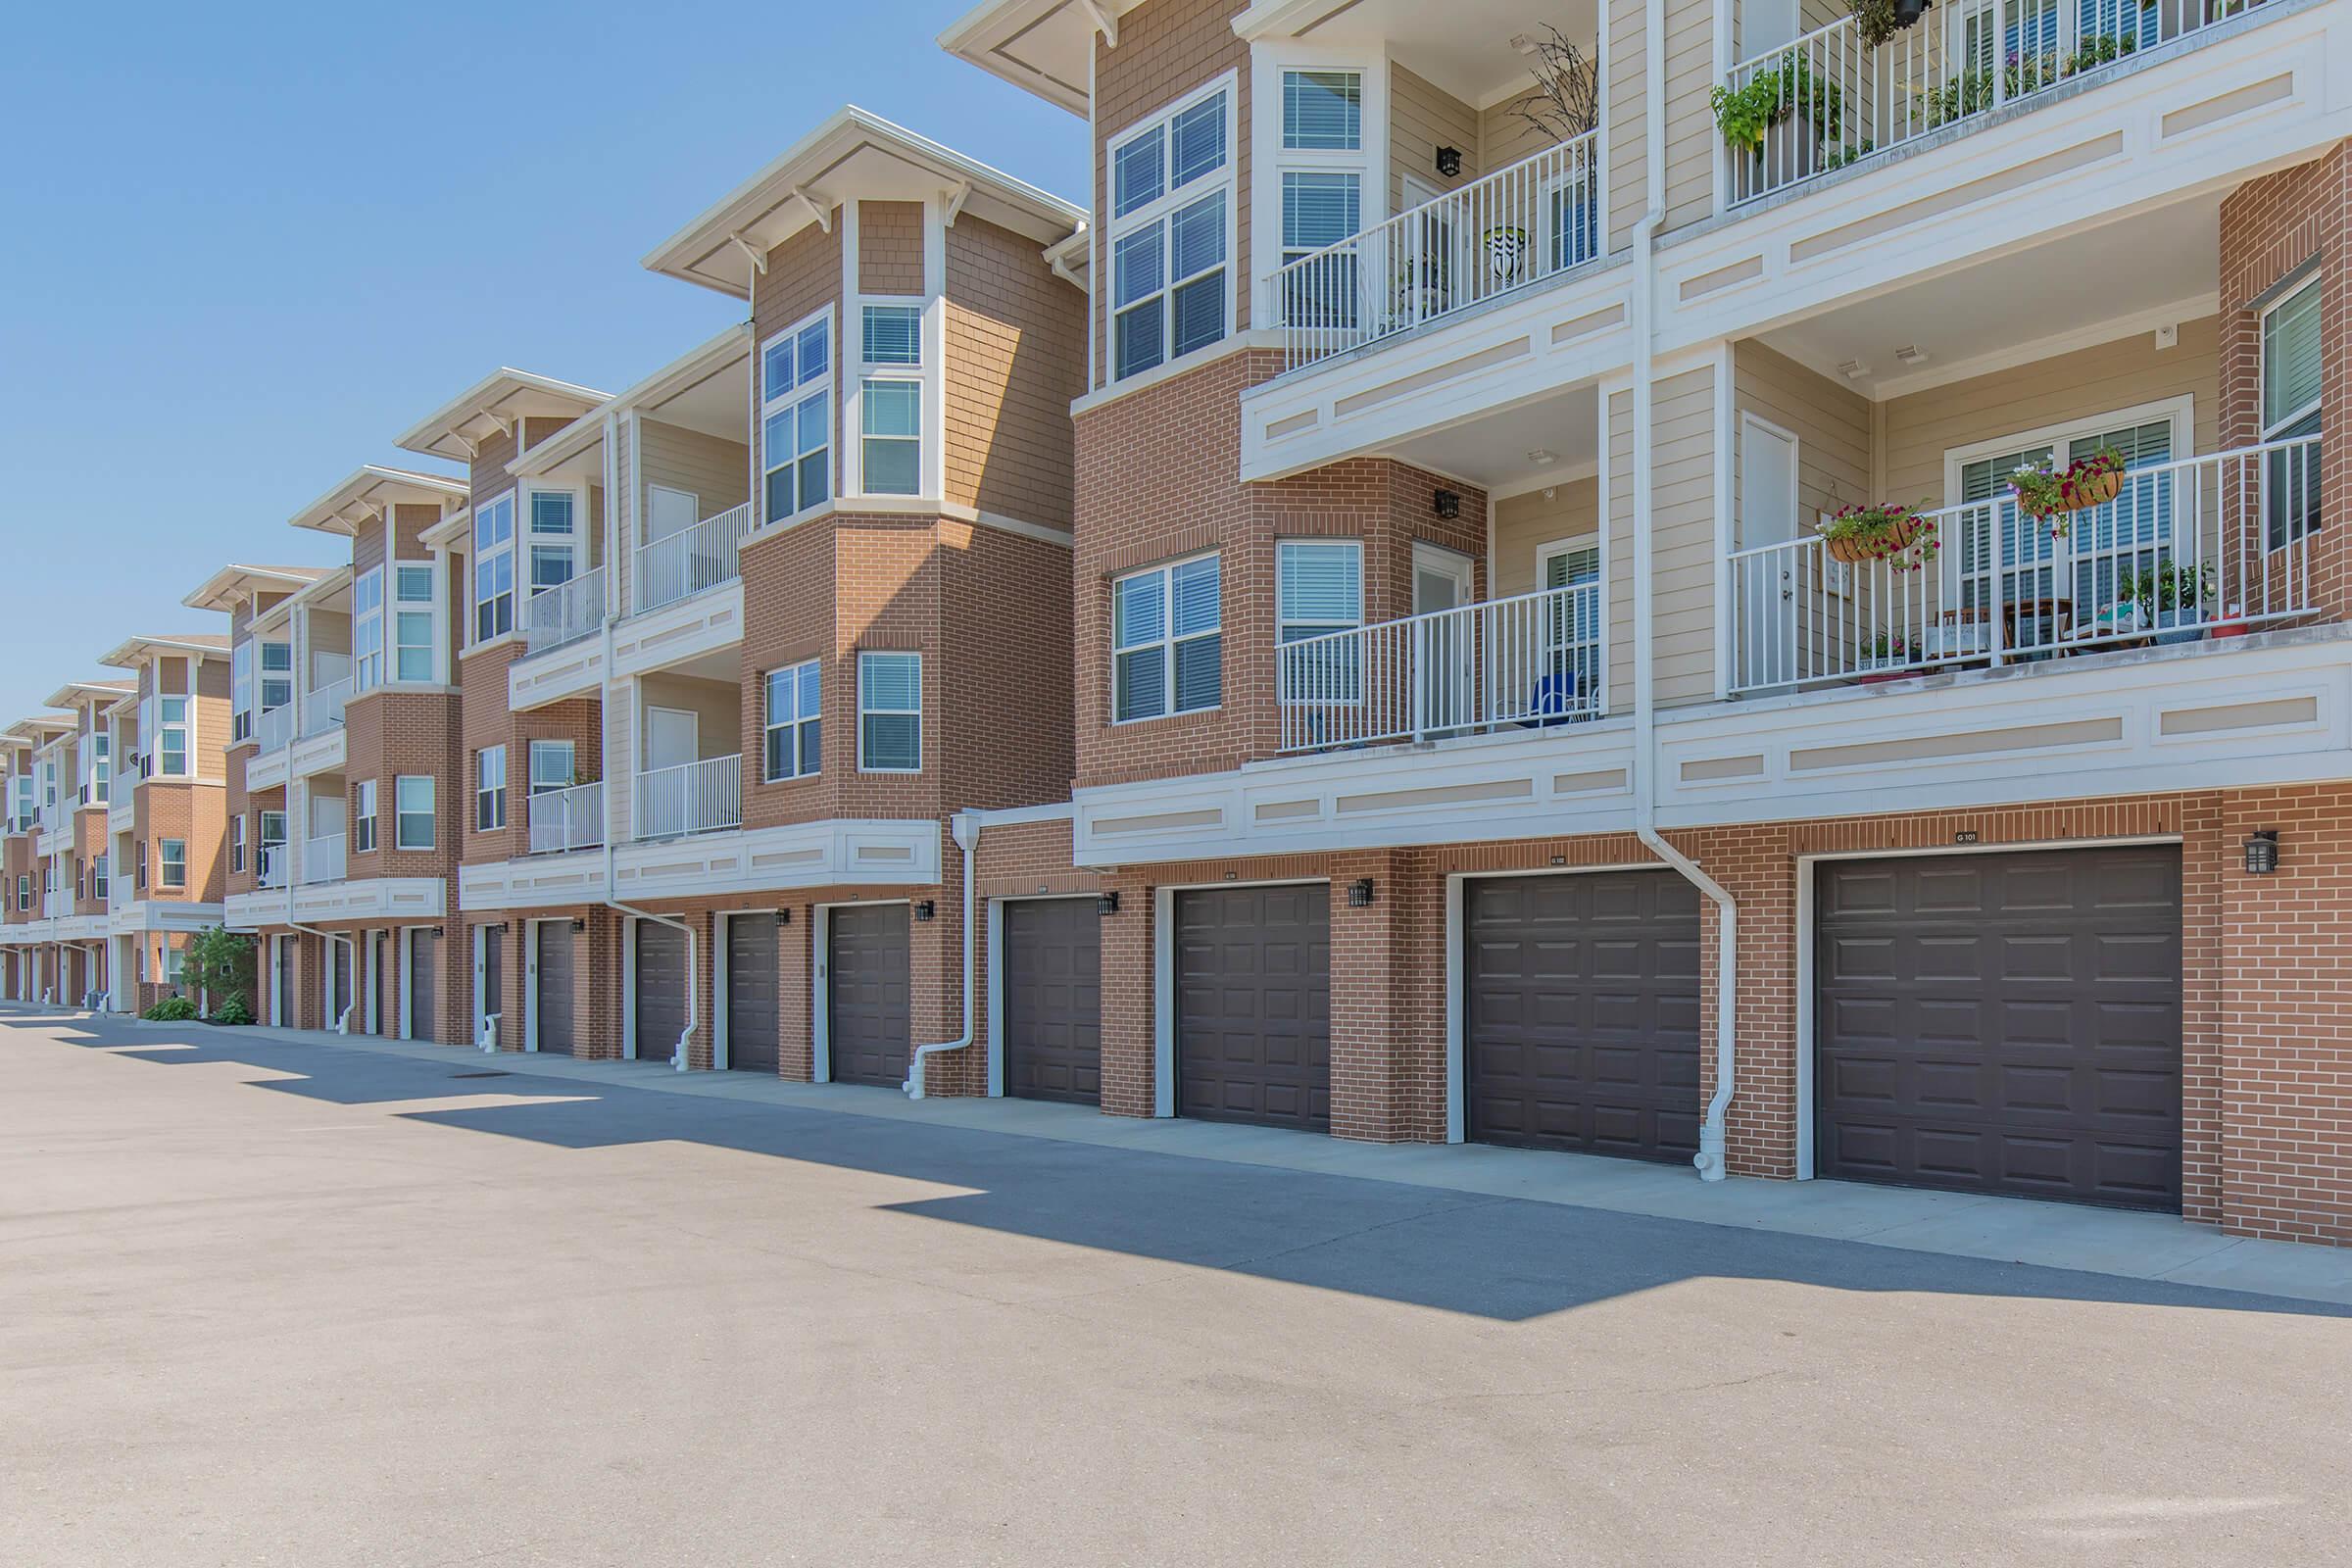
[159,838,186,891]
[1109,81,1232,381]
[860,379,921,496]
[527,740,573,796]
[158,698,188,778]
[473,492,515,642]
[761,310,833,524]
[232,641,254,741]
[857,652,922,773]
[393,565,435,682]
[474,746,507,832]
[261,639,293,712]
[354,779,377,855]
[763,659,822,781]
[2263,273,2324,548]
[527,489,577,593]
[1276,69,1365,330]
[352,567,384,692]
[393,779,433,851]
[1113,554,1222,721]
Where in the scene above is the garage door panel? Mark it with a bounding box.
[1175,887,1331,1132]
[727,913,781,1074]
[536,922,574,1055]
[1004,899,1102,1105]
[635,921,687,1064]
[829,905,910,1088]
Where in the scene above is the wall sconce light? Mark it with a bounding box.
[2244,830,2279,875]
[429,926,445,939]
[569,917,586,932]
[778,908,791,924]
[1433,488,1461,519]
[1348,878,1375,907]
[1097,890,1120,916]
[1434,146,1462,178]
[913,900,936,921]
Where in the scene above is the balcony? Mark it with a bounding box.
[633,503,753,615]
[299,832,345,887]
[1269,131,1601,375]
[1277,583,1604,753]
[1727,437,2322,693]
[527,780,606,855]
[630,755,742,841]
[522,566,609,656]
[258,846,290,891]
[1722,0,2276,205]
[300,677,351,740]
[255,702,296,756]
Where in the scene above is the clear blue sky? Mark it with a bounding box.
[0,0,1083,723]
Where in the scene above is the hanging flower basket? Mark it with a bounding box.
[1819,503,1937,566]
[2011,447,2127,533]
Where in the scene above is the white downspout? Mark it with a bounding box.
[905,810,980,1100]
[1627,0,1736,1181]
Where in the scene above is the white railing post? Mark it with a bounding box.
[632,503,753,615]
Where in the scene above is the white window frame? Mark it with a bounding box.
[1105,74,1239,384]
[158,837,186,891]
[472,491,517,645]
[760,306,835,528]
[230,812,246,874]
[857,652,923,774]
[394,777,434,852]
[354,779,377,855]
[352,566,385,693]
[231,640,254,742]
[1275,68,1368,273]
[763,658,822,782]
[1250,50,1387,333]
[89,730,109,806]
[260,636,293,712]
[1112,551,1223,724]
[392,564,436,683]
[157,696,189,778]
[474,746,507,833]
[1275,538,1364,645]
[527,740,574,796]
[2260,272,2324,550]
[91,853,107,902]
[523,485,583,598]
[852,295,927,502]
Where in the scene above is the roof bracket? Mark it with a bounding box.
[727,230,772,275]
[942,179,972,228]
[789,186,833,233]
[1079,0,1117,44]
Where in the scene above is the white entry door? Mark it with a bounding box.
[646,707,699,771]
[1737,414,1801,689]
[1412,543,1476,733]
[645,485,700,544]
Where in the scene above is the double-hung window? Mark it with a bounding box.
[157,698,188,777]
[260,811,286,884]
[858,304,924,497]
[763,659,822,781]
[260,639,293,712]
[91,854,107,901]
[1275,540,1362,710]
[2263,274,2324,548]
[1113,554,1222,721]
[159,838,186,891]
[473,492,516,642]
[90,732,108,806]
[230,813,246,874]
[527,490,578,593]
[232,641,254,741]
[1109,82,1232,381]
[474,746,507,832]
[527,740,573,796]
[1277,70,1365,331]
[13,874,25,910]
[353,779,377,855]
[394,778,433,851]
[393,565,435,682]
[352,567,384,692]
[761,311,833,524]
[857,652,921,773]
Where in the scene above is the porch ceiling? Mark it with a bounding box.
[1757,188,2223,401]
[1251,0,1599,107]
[1384,381,1600,495]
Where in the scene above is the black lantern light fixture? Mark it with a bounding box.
[1348,878,1375,907]
[2244,829,2279,875]
[1433,488,1462,520]
[1097,890,1121,916]
[1434,145,1462,178]
[913,900,936,921]
[569,917,586,932]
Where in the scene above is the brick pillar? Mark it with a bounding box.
[295,933,323,1031]
[494,920,525,1052]
[575,907,623,1060]
[1326,850,1422,1143]
[1690,825,1799,1181]
[679,908,718,1070]
[1098,871,1155,1117]
[778,900,813,1080]
[912,859,983,1097]
[433,924,470,1048]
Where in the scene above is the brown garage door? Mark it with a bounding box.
[727,913,781,1074]
[1815,847,2181,1211]
[636,921,688,1065]
[535,922,574,1055]
[1175,885,1330,1131]
[1004,898,1102,1105]
[1465,870,1702,1162]
[829,905,910,1087]
[408,929,438,1042]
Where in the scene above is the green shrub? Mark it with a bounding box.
[209,996,256,1027]
[141,997,199,1022]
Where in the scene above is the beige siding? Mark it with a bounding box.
[1480,98,1560,176]
[612,419,634,613]
[1608,365,1719,710]
[1606,0,1646,251]
[605,676,633,841]
[1732,340,1872,537]
[1392,64,1480,212]
[635,673,740,764]
[637,418,751,546]
[1663,0,1718,234]
[1881,317,2222,507]
[1492,476,1601,598]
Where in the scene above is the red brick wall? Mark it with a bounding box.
[343,689,462,884]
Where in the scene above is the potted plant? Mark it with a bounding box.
[1853,0,1930,50]
[2127,561,2216,645]
[1857,630,1918,683]
[1818,502,1937,566]
[2010,447,2127,536]
[1710,54,1845,180]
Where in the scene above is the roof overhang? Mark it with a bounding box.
[643,106,1085,299]
[515,325,753,481]
[939,0,1137,116]
[393,369,611,464]
[182,564,332,613]
[419,505,473,553]
[100,635,231,671]
[4,716,71,746]
[43,680,132,711]
[289,465,469,536]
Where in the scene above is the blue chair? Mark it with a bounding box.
[1519,669,1579,728]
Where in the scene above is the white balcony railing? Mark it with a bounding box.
[527,780,606,855]
[633,503,754,615]
[1268,129,1602,373]
[1727,436,2323,693]
[1724,0,2269,205]
[522,565,609,655]
[630,755,742,841]
[299,832,345,887]
[300,677,351,740]
[258,844,289,890]
[255,702,296,756]
[1277,582,1605,753]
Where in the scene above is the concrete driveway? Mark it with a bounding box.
[5,1008,2350,1567]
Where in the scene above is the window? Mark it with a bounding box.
[1281,172,1360,269]
[261,809,286,868]
[527,490,577,592]
[13,874,25,911]
[1276,70,1365,330]
[473,492,516,642]
[159,838,186,891]
[474,747,507,832]
[393,565,435,682]
[158,698,188,778]
[1109,84,1232,380]
[1113,554,1222,721]
[90,731,108,806]
[351,567,384,692]
[230,813,245,874]
[2263,274,2324,548]
[858,652,921,772]
[394,777,434,851]
[162,945,184,986]
[763,659,822,781]
[261,639,293,711]
[861,379,921,496]
[1276,540,1362,644]
[862,305,921,366]
[232,641,254,741]
[528,740,574,796]
[761,311,833,524]
[91,853,107,901]
[354,779,377,855]
[1282,69,1361,150]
